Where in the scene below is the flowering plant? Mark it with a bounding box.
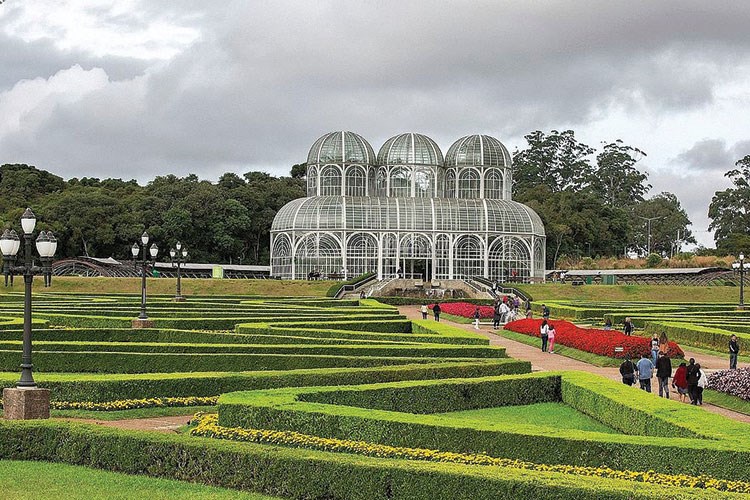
[429,302,495,318]
[707,368,750,401]
[504,319,684,359]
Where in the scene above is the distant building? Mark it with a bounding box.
[270,131,546,281]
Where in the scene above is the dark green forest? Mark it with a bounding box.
[3,128,742,267]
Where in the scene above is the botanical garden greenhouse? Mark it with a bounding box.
[270,131,546,282]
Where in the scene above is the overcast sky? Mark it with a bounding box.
[1,1,749,248]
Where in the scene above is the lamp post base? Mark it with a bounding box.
[2,387,50,420]
[172,295,186,302]
[131,318,155,329]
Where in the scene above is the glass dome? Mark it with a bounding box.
[444,134,511,168]
[307,131,376,166]
[377,133,444,166]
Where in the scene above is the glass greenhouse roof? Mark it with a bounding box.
[445,134,511,168]
[377,133,444,166]
[271,196,545,235]
[307,131,376,165]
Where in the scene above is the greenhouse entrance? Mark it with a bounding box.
[400,258,431,281]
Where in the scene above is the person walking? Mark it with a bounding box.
[432,303,441,322]
[730,335,740,370]
[672,362,689,403]
[656,352,672,399]
[650,333,660,365]
[492,303,501,330]
[686,358,700,404]
[525,299,532,318]
[540,319,549,353]
[619,356,636,386]
[500,300,511,324]
[542,304,550,320]
[420,304,428,320]
[473,306,481,330]
[623,317,634,336]
[636,353,654,393]
[547,323,556,354]
[695,363,707,405]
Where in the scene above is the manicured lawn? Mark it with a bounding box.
[703,390,750,416]
[515,284,740,303]
[433,402,619,434]
[3,276,332,297]
[0,460,281,499]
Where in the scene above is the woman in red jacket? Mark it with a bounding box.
[672,362,689,403]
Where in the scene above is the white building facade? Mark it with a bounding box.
[271,131,546,282]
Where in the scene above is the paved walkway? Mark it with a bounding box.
[399,306,750,424]
[56,414,191,432]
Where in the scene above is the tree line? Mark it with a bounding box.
[1,129,743,267]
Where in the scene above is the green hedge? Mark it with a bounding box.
[0,360,529,402]
[643,321,748,352]
[0,420,724,499]
[0,351,453,373]
[326,272,376,297]
[216,372,750,481]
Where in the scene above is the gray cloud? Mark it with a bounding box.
[2,0,750,247]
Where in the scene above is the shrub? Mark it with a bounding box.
[326,272,376,297]
[428,302,495,319]
[504,319,683,359]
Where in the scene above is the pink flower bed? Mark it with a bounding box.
[429,302,495,318]
[708,368,750,401]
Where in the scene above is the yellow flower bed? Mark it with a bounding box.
[190,413,750,494]
[51,396,219,411]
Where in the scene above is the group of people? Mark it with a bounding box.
[619,353,707,405]
[539,319,557,353]
[420,303,441,321]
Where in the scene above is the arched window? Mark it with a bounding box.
[484,169,503,199]
[488,236,531,283]
[444,169,456,198]
[435,234,450,279]
[533,239,545,279]
[458,169,480,199]
[346,233,378,276]
[376,167,388,197]
[453,235,483,278]
[307,166,318,197]
[271,235,293,278]
[414,168,434,198]
[320,165,342,196]
[389,167,411,197]
[294,233,342,279]
[382,233,398,277]
[400,233,432,259]
[367,167,376,196]
[345,165,366,197]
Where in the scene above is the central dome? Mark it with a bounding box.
[307,131,376,165]
[445,134,511,168]
[377,133,444,166]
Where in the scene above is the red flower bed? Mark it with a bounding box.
[429,302,495,318]
[504,319,684,359]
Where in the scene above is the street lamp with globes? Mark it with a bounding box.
[169,241,187,301]
[0,208,57,390]
[733,253,747,309]
[131,231,158,325]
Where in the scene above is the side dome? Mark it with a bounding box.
[377,133,444,166]
[445,134,511,168]
[307,131,376,165]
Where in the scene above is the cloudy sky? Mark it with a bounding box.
[1,1,749,248]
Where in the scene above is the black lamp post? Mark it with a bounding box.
[169,241,188,301]
[131,231,158,322]
[0,208,57,388]
[733,253,747,310]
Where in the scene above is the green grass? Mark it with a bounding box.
[0,460,281,499]
[668,342,750,364]
[703,390,750,416]
[5,276,332,297]
[515,284,741,303]
[496,329,622,367]
[433,402,619,434]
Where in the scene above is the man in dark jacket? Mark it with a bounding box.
[656,352,672,398]
[685,358,700,404]
[619,357,636,386]
[432,303,441,322]
[730,335,740,370]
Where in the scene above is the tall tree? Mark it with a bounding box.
[708,154,750,254]
[512,130,595,196]
[589,140,650,208]
[633,192,696,256]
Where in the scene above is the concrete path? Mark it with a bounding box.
[56,414,191,432]
[399,306,750,424]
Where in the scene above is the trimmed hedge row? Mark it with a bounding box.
[326,272,376,297]
[0,360,529,402]
[216,372,750,481]
[0,420,723,500]
[0,350,455,373]
[643,321,749,352]
[0,341,507,359]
